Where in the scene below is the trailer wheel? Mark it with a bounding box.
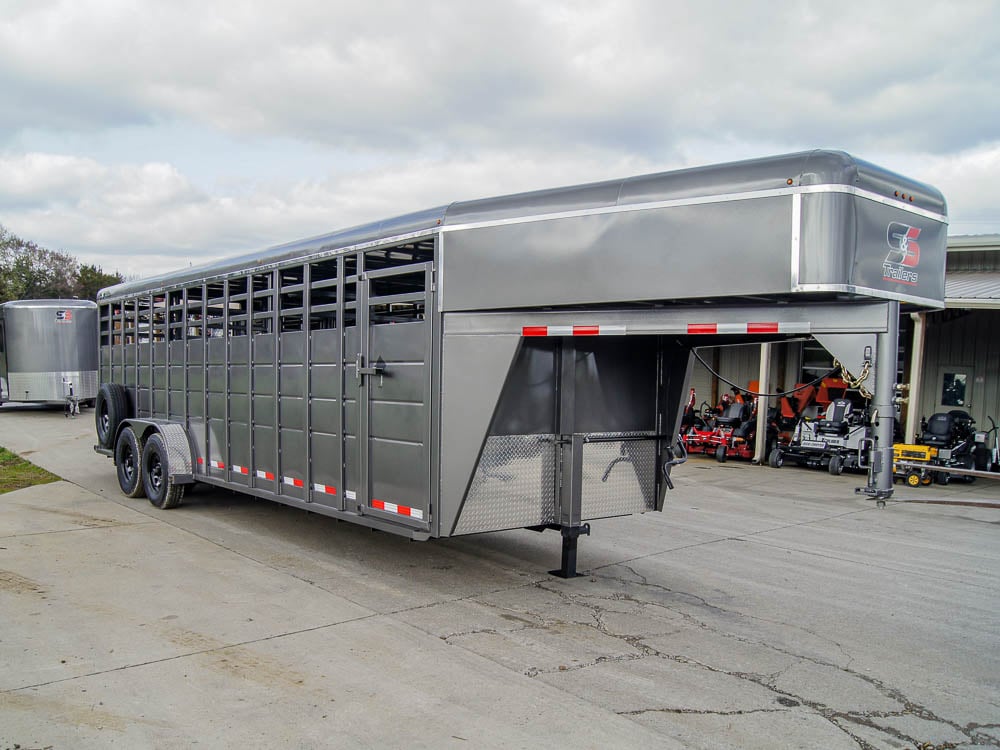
[95,383,128,449]
[828,455,843,476]
[715,446,727,463]
[142,433,185,509]
[905,471,921,488]
[768,448,783,468]
[114,426,146,498]
[935,471,950,486]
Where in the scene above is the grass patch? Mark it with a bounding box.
[0,446,61,494]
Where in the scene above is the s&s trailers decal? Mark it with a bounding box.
[882,222,921,286]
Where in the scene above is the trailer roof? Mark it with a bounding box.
[1,299,98,309]
[98,149,946,301]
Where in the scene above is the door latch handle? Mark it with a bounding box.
[355,353,386,384]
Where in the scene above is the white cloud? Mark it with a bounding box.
[0,145,658,277]
[0,0,997,276]
[909,143,1000,235]
[2,1,997,153]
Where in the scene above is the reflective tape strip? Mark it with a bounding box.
[197,457,204,465]
[522,324,627,337]
[283,476,304,488]
[232,465,249,475]
[687,322,811,335]
[209,460,225,469]
[256,470,275,481]
[371,499,424,521]
[776,322,811,334]
[313,483,337,495]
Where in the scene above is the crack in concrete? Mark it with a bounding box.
[618,706,790,717]
[530,571,998,749]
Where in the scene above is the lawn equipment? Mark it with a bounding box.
[894,413,1000,487]
[893,410,986,486]
[712,395,776,463]
[771,376,849,449]
[768,397,870,475]
[682,397,722,456]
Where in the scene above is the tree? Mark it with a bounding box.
[75,263,124,301]
[0,224,121,303]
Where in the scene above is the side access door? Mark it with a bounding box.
[348,262,434,531]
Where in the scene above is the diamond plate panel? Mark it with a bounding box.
[581,433,657,520]
[453,434,556,535]
[158,423,195,477]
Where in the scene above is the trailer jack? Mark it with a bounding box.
[551,524,591,579]
[525,523,592,579]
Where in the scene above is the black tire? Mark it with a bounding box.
[828,455,843,476]
[141,433,185,509]
[768,448,783,468]
[115,426,146,498]
[95,383,129,449]
[958,455,977,483]
[935,471,950,486]
[715,445,727,463]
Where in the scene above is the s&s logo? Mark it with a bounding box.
[883,222,921,285]
[55,310,73,323]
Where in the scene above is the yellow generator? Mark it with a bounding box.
[892,444,938,487]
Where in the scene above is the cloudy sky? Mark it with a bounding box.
[1,0,998,278]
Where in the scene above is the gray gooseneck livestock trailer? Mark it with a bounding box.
[93,150,947,575]
[0,299,99,406]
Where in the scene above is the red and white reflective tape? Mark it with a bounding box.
[256,469,275,481]
[686,322,811,335]
[371,498,423,521]
[283,476,304,488]
[232,464,249,475]
[313,483,337,495]
[199,459,225,469]
[522,325,627,337]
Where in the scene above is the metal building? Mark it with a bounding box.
[0,299,99,406]
[93,150,948,574]
[906,234,1000,439]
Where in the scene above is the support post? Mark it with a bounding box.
[753,342,772,463]
[905,312,926,443]
[859,301,899,504]
[550,343,590,578]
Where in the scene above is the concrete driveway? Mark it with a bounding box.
[1,405,998,749]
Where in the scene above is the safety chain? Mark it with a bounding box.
[834,358,873,399]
